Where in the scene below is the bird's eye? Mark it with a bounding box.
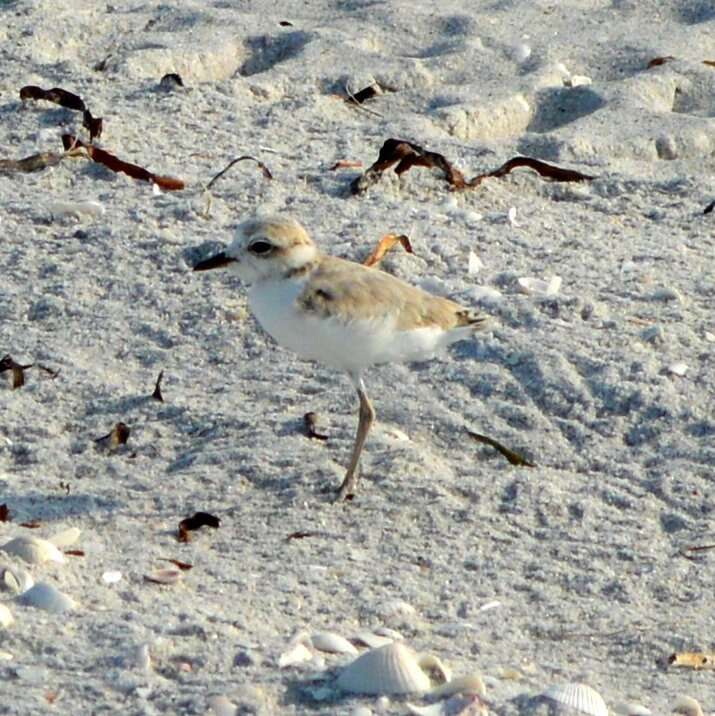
[248,240,273,255]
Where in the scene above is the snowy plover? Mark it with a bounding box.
[194,216,490,500]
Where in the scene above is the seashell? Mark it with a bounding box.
[337,642,441,696]
[468,252,484,275]
[507,207,520,227]
[311,631,359,656]
[48,200,105,219]
[407,693,487,716]
[705,331,715,343]
[144,569,183,585]
[353,631,395,649]
[1,536,65,565]
[478,600,501,612]
[671,696,704,716]
[375,696,391,714]
[0,603,14,628]
[512,43,532,63]
[1,565,34,594]
[278,642,313,668]
[430,673,486,698]
[613,702,652,716]
[101,570,122,584]
[517,276,562,297]
[542,683,608,716]
[566,75,592,87]
[668,362,688,376]
[374,626,405,641]
[208,695,238,716]
[17,582,77,613]
[351,707,373,716]
[0,650,12,661]
[48,527,81,548]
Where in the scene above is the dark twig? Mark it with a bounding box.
[466,429,535,467]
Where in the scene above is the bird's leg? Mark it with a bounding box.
[336,378,375,501]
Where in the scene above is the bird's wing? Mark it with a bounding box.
[296,256,488,331]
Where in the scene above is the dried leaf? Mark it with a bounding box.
[363,234,413,267]
[19,521,41,529]
[64,549,85,557]
[205,155,273,191]
[0,152,65,174]
[466,429,535,467]
[279,20,294,26]
[163,558,193,571]
[152,370,164,402]
[668,652,715,669]
[0,504,10,522]
[178,511,220,541]
[303,412,328,441]
[61,134,185,190]
[329,160,363,170]
[351,138,595,195]
[0,355,33,389]
[646,56,676,68]
[702,60,715,67]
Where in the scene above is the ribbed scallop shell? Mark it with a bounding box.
[542,683,608,716]
[17,582,77,613]
[337,642,432,696]
[1,536,65,565]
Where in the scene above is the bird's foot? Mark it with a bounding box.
[334,475,357,502]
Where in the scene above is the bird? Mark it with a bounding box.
[193,215,490,500]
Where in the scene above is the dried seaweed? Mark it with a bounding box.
[178,511,220,542]
[205,155,273,191]
[0,152,65,174]
[0,504,9,522]
[64,549,85,557]
[38,364,60,379]
[163,558,193,571]
[329,160,363,170]
[363,234,413,267]
[351,138,595,195]
[646,56,675,68]
[152,370,164,402]
[704,60,715,68]
[94,422,130,450]
[61,134,185,190]
[668,651,715,670]
[303,412,328,441]
[705,199,715,215]
[20,86,103,140]
[466,429,535,467]
[0,354,33,389]
[19,521,41,529]
[286,530,321,541]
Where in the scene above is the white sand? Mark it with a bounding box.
[1,0,714,713]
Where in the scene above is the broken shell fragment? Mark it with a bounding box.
[541,683,608,716]
[672,696,704,716]
[278,642,313,668]
[101,570,122,584]
[1,565,34,594]
[1,536,65,565]
[337,642,442,696]
[517,276,562,297]
[311,631,359,656]
[667,362,688,377]
[0,603,14,628]
[353,631,396,649]
[144,569,183,585]
[407,693,487,716]
[17,582,77,613]
[48,527,81,548]
[429,673,486,698]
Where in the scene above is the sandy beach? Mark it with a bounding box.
[1,0,714,714]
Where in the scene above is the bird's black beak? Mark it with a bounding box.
[193,252,237,271]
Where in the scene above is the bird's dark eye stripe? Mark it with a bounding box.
[248,240,273,255]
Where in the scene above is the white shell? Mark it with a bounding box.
[337,642,433,696]
[48,527,81,548]
[0,603,14,628]
[517,276,562,297]
[0,650,12,661]
[468,251,484,275]
[208,695,238,716]
[311,631,359,656]
[1,565,35,594]
[278,642,313,668]
[351,707,373,716]
[671,696,704,716]
[353,631,395,649]
[543,683,608,716]
[101,570,123,584]
[430,673,486,698]
[566,75,593,87]
[1,536,65,565]
[17,582,77,613]
[613,702,652,716]
[507,206,520,227]
[512,43,532,63]
[668,362,688,376]
[478,600,501,612]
